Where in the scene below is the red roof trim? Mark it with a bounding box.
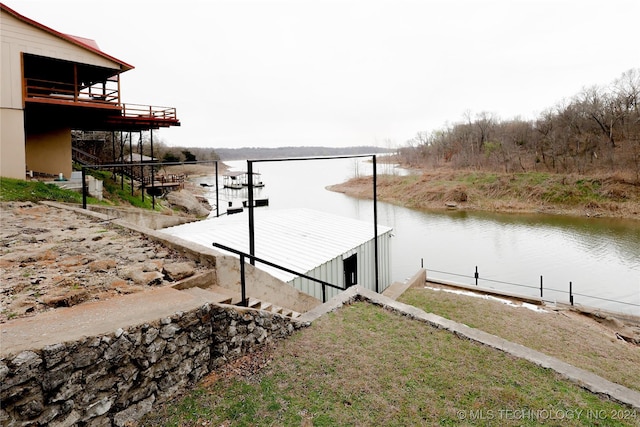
[0,3,134,72]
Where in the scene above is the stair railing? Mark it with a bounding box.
[212,242,345,306]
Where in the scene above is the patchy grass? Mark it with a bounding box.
[328,169,640,219]
[0,176,92,203]
[142,303,638,426]
[399,287,640,392]
[0,173,161,210]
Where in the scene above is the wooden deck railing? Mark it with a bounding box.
[24,78,177,121]
[25,77,119,105]
[121,104,178,120]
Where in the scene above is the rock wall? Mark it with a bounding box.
[0,304,305,426]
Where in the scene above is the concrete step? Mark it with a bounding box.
[247,298,262,309]
[269,305,283,314]
[191,286,302,319]
[259,302,273,312]
[181,287,234,305]
[208,286,243,305]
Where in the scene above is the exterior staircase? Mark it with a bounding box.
[179,285,302,319]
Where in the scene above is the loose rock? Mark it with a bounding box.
[0,202,208,322]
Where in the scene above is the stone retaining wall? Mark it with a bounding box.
[0,304,305,426]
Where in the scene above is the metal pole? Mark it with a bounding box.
[215,161,220,217]
[81,167,87,209]
[240,254,247,307]
[111,131,116,164]
[248,160,255,266]
[139,131,144,203]
[540,275,543,298]
[373,155,379,293]
[150,129,155,210]
[569,281,574,306]
[120,131,124,190]
[129,132,133,196]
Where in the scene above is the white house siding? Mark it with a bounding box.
[0,7,127,178]
[0,10,124,110]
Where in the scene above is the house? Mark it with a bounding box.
[160,208,394,301]
[0,3,180,180]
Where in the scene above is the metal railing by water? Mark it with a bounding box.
[421,259,640,312]
[212,242,346,305]
[245,154,380,293]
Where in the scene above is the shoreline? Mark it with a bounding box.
[327,169,640,221]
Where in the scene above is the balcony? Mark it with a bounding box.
[107,103,180,130]
[22,53,179,131]
[24,77,179,130]
[25,76,121,109]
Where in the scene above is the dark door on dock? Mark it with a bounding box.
[344,254,358,288]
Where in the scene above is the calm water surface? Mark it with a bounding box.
[192,158,640,315]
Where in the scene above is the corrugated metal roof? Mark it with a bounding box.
[160,208,392,282]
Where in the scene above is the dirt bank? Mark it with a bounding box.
[328,169,640,220]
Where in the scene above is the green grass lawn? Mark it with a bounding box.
[141,302,639,426]
[399,287,640,392]
[0,175,159,210]
[0,176,87,203]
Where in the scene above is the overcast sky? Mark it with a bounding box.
[7,0,640,149]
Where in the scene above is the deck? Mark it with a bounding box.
[24,77,179,130]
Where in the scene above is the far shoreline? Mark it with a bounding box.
[327,168,640,221]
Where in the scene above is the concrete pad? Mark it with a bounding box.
[0,287,208,355]
[425,277,544,305]
[382,269,426,300]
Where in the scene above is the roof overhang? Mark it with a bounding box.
[1,3,134,72]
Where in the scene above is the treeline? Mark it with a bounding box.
[72,131,220,164]
[156,145,219,163]
[73,132,389,164]
[398,69,640,181]
[215,146,392,160]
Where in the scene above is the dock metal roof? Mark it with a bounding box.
[160,208,392,282]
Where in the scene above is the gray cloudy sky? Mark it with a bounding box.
[7,0,640,149]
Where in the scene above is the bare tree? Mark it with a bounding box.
[397,68,639,181]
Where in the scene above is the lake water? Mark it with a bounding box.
[191,157,640,316]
